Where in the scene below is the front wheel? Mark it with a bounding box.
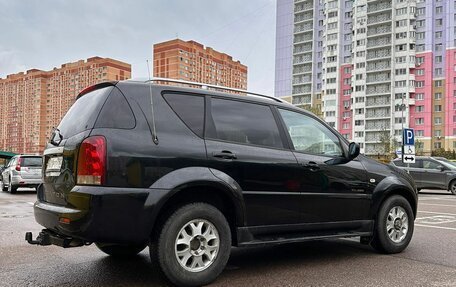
[371,195,414,254]
[95,243,147,257]
[449,180,456,195]
[153,203,231,287]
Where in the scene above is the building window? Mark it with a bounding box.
[435,117,442,125]
[435,105,442,112]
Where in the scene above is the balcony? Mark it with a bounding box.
[293,43,313,55]
[294,33,313,44]
[293,54,313,64]
[292,85,312,94]
[294,12,313,23]
[365,107,390,119]
[367,50,391,61]
[294,3,313,13]
[367,36,391,48]
[293,64,312,75]
[366,86,391,96]
[366,72,391,83]
[367,24,391,37]
[367,12,392,25]
[367,1,392,14]
[293,75,312,84]
[366,60,391,72]
[294,23,313,34]
[366,95,391,106]
[292,95,312,105]
[365,119,391,130]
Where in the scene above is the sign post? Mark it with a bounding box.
[402,128,415,170]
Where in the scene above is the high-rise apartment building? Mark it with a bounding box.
[153,39,247,90]
[275,0,456,156]
[0,57,131,154]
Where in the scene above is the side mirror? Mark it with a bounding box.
[438,165,445,172]
[348,142,360,160]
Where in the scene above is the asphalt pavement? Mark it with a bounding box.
[1,187,456,287]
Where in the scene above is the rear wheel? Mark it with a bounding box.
[95,243,147,257]
[153,203,231,287]
[8,178,17,194]
[449,180,456,195]
[371,195,414,254]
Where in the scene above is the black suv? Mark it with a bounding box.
[28,80,418,287]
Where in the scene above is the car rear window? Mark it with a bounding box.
[21,157,42,167]
[95,87,136,129]
[163,93,205,137]
[56,86,113,139]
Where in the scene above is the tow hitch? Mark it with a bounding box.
[25,229,88,248]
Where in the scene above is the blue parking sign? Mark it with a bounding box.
[403,128,414,145]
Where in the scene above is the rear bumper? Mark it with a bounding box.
[11,175,42,186]
[34,185,169,244]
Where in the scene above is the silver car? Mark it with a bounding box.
[391,156,456,195]
[1,155,43,193]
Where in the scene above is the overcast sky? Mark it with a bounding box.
[0,0,277,94]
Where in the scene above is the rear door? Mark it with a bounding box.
[204,97,303,226]
[19,156,43,179]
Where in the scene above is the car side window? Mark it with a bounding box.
[163,93,205,137]
[422,160,440,169]
[279,109,343,156]
[208,98,283,149]
[95,87,136,129]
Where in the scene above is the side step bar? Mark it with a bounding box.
[25,229,88,248]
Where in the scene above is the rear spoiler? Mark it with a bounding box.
[76,81,118,99]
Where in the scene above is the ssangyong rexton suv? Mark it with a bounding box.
[27,80,418,287]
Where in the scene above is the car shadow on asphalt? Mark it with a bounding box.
[86,239,373,286]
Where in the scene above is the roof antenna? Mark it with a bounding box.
[147,60,159,144]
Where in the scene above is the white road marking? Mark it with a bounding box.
[418,203,456,207]
[419,197,456,201]
[418,210,456,216]
[415,224,456,231]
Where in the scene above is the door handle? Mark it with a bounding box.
[301,161,320,171]
[212,151,237,160]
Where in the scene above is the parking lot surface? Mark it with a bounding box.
[1,187,455,287]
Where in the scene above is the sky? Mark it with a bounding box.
[0,0,277,95]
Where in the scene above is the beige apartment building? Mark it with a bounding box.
[0,57,131,154]
[153,39,247,90]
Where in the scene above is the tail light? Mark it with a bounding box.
[15,158,22,171]
[77,136,106,185]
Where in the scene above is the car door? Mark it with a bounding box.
[403,159,423,188]
[277,108,371,227]
[204,97,304,226]
[421,159,446,188]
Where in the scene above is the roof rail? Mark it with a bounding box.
[147,77,285,104]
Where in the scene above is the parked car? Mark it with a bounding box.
[1,155,43,193]
[391,156,456,195]
[27,80,418,287]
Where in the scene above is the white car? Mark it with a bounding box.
[1,155,42,193]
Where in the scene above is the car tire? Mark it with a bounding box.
[371,195,414,254]
[8,178,17,194]
[153,203,231,287]
[449,180,456,195]
[95,243,147,257]
[0,181,6,192]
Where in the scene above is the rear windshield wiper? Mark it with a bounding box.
[50,128,63,146]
